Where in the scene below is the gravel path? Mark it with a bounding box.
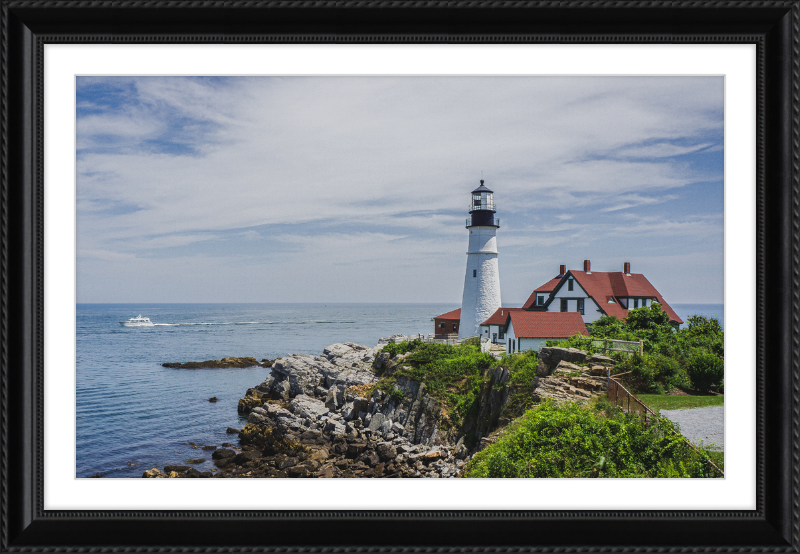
[660,406,724,450]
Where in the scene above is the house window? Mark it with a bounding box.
[560,298,568,312]
[453,323,458,331]
[473,269,477,277]
[577,298,584,315]
[537,295,544,306]
[498,328,504,340]
[439,323,445,329]
[633,298,639,309]
[568,279,574,291]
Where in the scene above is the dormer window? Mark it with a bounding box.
[537,295,545,306]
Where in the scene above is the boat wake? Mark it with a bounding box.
[151,320,357,326]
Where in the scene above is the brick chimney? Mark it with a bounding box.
[559,264,566,276]
[624,262,631,275]
[583,259,591,274]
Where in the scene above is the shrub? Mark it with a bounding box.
[686,350,724,393]
[464,401,719,478]
[497,350,540,419]
[613,352,680,394]
[381,339,422,357]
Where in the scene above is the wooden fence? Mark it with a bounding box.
[608,375,724,477]
[591,338,643,355]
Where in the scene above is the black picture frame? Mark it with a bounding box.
[1,1,796,551]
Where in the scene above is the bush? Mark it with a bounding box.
[381,339,422,357]
[464,401,719,478]
[497,350,540,419]
[613,352,678,394]
[686,350,724,393]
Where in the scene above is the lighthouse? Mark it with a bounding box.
[459,180,501,338]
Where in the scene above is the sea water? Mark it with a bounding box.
[75,302,722,478]
[76,303,458,478]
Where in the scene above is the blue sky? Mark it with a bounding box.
[76,76,723,304]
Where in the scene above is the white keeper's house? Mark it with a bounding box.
[476,260,683,354]
[520,260,683,326]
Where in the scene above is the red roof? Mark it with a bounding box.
[508,311,588,339]
[566,271,683,324]
[434,308,461,321]
[480,307,524,326]
[521,276,562,309]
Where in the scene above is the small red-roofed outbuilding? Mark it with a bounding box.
[433,308,461,338]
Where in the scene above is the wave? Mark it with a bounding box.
[150,320,358,327]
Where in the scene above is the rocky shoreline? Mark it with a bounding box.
[143,337,614,479]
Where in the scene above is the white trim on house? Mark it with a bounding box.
[544,273,603,324]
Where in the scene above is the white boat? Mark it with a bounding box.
[119,315,154,327]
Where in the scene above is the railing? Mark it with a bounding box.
[608,377,657,422]
[567,337,643,355]
[465,217,500,227]
[608,376,724,477]
[391,334,483,346]
[591,338,643,356]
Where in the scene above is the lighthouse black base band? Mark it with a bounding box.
[468,210,499,227]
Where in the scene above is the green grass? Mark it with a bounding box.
[637,394,724,412]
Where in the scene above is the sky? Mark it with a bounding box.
[76,76,724,305]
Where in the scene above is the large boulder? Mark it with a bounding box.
[290,395,328,421]
[263,344,379,401]
[537,347,588,376]
[325,385,346,411]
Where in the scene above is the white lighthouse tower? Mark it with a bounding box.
[459,180,501,338]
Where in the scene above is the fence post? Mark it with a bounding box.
[639,340,643,356]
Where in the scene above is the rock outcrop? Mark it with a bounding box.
[473,365,511,442]
[536,347,588,376]
[163,357,273,369]
[205,340,464,478]
[531,359,612,404]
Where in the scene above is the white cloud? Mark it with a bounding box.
[76,76,724,302]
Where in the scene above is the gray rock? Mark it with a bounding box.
[290,395,328,420]
[588,353,615,365]
[537,347,588,376]
[247,408,269,425]
[325,384,346,411]
[368,413,386,432]
[324,420,346,435]
[373,351,391,370]
[390,421,405,435]
[377,442,397,460]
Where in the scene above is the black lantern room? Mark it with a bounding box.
[467,180,499,228]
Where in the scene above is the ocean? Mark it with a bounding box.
[75,302,722,478]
